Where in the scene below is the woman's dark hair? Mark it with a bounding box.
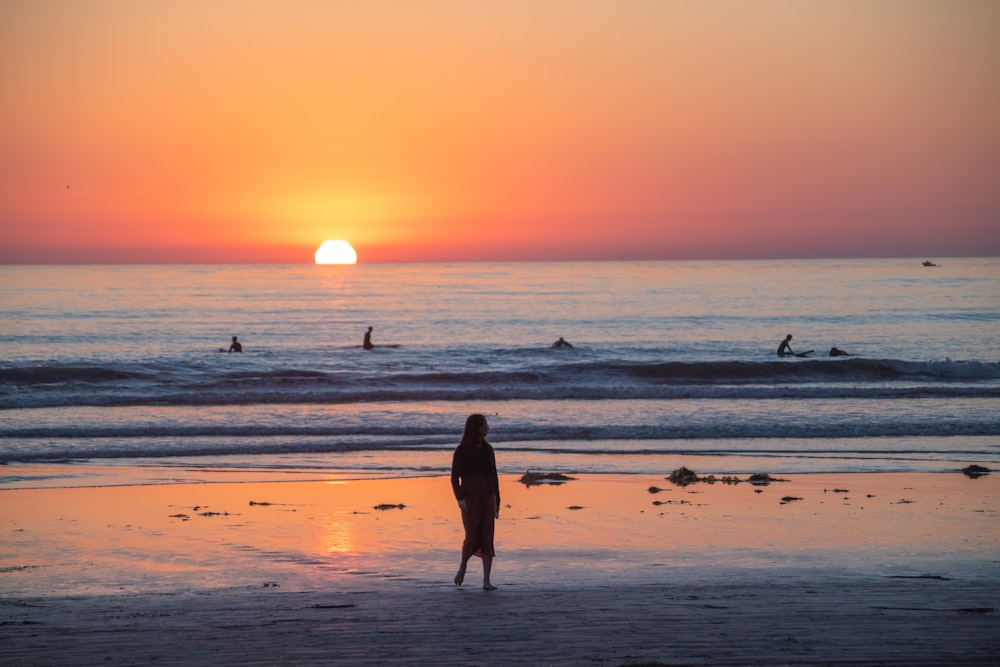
[459,413,487,448]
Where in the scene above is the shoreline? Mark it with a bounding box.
[2,447,997,491]
[2,472,998,665]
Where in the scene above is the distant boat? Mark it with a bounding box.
[922,260,937,267]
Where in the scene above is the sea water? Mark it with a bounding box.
[1,258,998,487]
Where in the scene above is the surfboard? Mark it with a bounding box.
[795,350,814,357]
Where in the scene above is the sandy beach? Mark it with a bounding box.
[2,472,998,665]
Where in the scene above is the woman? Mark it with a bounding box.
[451,413,500,590]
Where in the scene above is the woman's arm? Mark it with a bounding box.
[450,449,463,501]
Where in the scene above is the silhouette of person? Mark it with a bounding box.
[363,326,374,350]
[777,334,794,356]
[451,413,499,591]
[552,336,574,349]
[829,347,850,357]
[228,336,242,353]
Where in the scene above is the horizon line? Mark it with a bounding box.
[1,254,993,267]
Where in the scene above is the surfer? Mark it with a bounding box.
[829,346,850,357]
[363,326,374,350]
[777,334,794,356]
[552,336,574,349]
[778,335,813,357]
[228,336,242,353]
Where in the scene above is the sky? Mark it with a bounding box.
[2,0,998,263]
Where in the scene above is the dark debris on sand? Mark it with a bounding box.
[519,471,576,486]
[373,503,406,510]
[666,467,788,487]
[962,464,991,479]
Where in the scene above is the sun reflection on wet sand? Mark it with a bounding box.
[0,473,996,597]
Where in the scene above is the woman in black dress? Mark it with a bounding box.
[451,413,500,590]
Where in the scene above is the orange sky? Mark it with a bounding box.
[2,1,998,263]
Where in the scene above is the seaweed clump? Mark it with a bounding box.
[747,473,787,486]
[666,467,787,487]
[962,465,991,479]
[667,467,701,486]
[519,471,576,486]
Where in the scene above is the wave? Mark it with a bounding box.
[4,421,1000,442]
[624,358,1000,382]
[1,357,998,409]
[0,365,153,384]
[2,425,998,462]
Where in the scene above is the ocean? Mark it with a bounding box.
[1,258,998,488]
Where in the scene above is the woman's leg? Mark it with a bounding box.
[454,553,470,585]
[482,496,497,589]
[482,555,495,590]
[455,499,475,585]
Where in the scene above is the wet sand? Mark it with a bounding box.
[2,472,998,665]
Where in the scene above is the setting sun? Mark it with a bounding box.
[314,240,358,265]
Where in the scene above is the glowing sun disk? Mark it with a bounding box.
[315,240,358,264]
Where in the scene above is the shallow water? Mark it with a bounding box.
[1,474,996,597]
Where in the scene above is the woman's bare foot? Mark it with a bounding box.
[483,583,497,591]
[454,564,466,586]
